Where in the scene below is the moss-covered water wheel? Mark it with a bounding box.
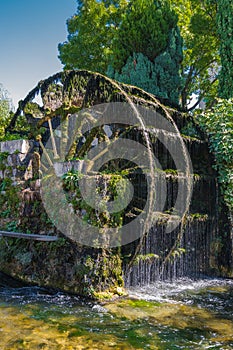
[7,70,194,269]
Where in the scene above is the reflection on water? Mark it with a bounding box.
[0,278,233,349]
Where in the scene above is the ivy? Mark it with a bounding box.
[196,99,233,213]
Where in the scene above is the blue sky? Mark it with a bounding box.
[0,0,76,108]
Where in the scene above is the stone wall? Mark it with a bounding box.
[0,139,35,181]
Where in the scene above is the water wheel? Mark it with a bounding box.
[7,70,193,257]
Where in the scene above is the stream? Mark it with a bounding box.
[0,277,233,349]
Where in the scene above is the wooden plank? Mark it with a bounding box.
[0,230,58,241]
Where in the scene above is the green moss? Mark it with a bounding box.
[130,299,161,309]
[62,172,126,229]
[187,213,209,222]
[134,253,159,264]
[0,151,9,161]
[93,287,127,300]
[0,151,9,172]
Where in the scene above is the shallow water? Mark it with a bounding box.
[0,278,233,349]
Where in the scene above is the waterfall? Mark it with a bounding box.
[125,212,217,286]
[124,133,227,287]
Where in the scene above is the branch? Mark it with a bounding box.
[187,77,218,111]
[195,58,218,77]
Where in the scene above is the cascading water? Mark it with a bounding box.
[124,127,230,287]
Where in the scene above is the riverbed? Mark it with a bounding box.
[0,278,233,349]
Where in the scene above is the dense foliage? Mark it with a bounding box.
[171,0,219,110]
[107,0,182,106]
[58,0,128,73]
[197,99,233,213]
[217,0,233,99]
[109,0,178,70]
[107,30,183,106]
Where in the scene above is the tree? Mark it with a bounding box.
[58,0,220,109]
[217,0,233,99]
[58,0,128,73]
[171,0,219,110]
[108,26,183,106]
[110,0,178,70]
[59,0,182,106]
[0,84,13,139]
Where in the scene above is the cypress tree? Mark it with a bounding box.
[107,0,183,106]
